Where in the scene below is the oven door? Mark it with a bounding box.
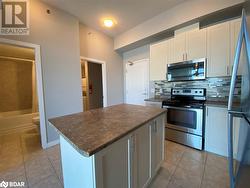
[164,106,203,136]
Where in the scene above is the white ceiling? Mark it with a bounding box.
[42,0,188,37]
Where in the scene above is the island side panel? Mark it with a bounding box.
[60,136,96,188]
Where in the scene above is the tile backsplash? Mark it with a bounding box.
[153,76,241,99]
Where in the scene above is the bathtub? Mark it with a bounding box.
[0,109,38,135]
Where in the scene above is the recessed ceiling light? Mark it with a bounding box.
[103,19,114,28]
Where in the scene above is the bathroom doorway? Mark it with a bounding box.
[80,57,107,111]
[0,39,47,149]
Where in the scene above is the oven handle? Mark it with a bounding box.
[162,105,203,112]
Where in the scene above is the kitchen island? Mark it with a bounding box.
[49,104,166,188]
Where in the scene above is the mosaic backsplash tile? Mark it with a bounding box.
[154,76,242,99]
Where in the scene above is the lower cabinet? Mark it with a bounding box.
[205,106,240,157]
[95,136,129,188]
[131,115,165,188]
[94,115,165,188]
[150,117,165,177]
[131,124,150,188]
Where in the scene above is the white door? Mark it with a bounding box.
[126,59,149,105]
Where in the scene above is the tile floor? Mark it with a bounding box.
[149,141,230,188]
[0,129,230,188]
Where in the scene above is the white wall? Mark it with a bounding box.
[79,24,124,105]
[1,0,82,144]
[114,0,244,50]
[122,45,155,99]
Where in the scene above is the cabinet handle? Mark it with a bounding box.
[183,54,184,61]
[227,66,229,75]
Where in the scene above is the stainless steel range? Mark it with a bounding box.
[162,88,206,150]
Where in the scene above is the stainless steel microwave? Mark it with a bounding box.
[167,58,206,82]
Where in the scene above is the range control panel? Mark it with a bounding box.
[171,88,206,97]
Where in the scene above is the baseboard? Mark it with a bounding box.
[46,139,60,148]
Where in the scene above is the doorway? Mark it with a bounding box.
[125,59,149,105]
[80,57,107,110]
[0,38,47,149]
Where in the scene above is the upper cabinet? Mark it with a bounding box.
[207,22,230,77]
[173,32,186,62]
[149,18,242,81]
[186,28,207,60]
[230,18,244,76]
[150,38,173,81]
[173,28,206,62]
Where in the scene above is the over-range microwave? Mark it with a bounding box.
[167,58,206,82]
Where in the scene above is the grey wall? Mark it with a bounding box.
[0,59,32,112]
[123,45,150,63]
[1,0,82,143]
[79,24,124,105]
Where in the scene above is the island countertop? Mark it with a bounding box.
[49,104,166,157]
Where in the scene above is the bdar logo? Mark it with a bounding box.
[0,0,30,35]
[0,181,8,188]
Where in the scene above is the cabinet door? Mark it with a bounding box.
[230,18,244,76]
[151,115,165,177]
[150,39,173,81]
[186,28,207,60]
[131,124,150,188]
[207,22,230,77]
[173,32,186,63]
[95,136,129,188]
[205,106,228,157]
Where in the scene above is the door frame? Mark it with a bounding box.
[0,38,48,149]
[124,58,150,104]
[80,56,108,107]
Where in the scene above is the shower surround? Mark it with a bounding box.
[153,76,242,100]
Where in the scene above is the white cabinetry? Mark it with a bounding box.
[230,18,244,76]
[174,28,206,62]
[150,116,165,177]
[131,124,151,188]
[173,32,186,62]
[207,22,231,77]
[186,28,207,61]
[205,106,240,157]
[149,18,242,79]
[150,39,173,81]
[131,115,165,187]
[95,136,129,188]
[96,115,165,188]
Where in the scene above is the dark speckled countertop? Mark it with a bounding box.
[49,104,166,157]
[144,97,232,108]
